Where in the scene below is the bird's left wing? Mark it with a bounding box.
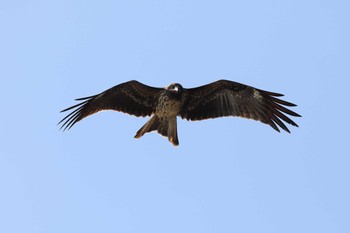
[180,80,301,133]
[59,80,163,130]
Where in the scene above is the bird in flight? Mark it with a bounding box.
[59,80,301,146]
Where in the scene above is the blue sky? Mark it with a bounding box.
[1,0,349,232]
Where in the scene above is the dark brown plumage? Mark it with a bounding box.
[59,80,301,146]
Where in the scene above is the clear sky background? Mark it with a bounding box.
[1,1,349,232]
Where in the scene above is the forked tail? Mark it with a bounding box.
[134,115,179,146]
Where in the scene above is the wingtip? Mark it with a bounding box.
[266,91,284,97]
[75,94,97,101]
[57,121,72,132]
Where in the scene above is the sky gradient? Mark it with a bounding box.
[1,1,349,232]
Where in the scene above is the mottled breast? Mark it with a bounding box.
[156,91,183,118]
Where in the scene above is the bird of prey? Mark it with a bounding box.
[59,80,301,146]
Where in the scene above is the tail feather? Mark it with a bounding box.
[134,115,160,138]
[134,116,179,146]
[157,119,169,137]
[166,118,179,146]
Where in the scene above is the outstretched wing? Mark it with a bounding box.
[180,80,301,133]
[59,80,162,130]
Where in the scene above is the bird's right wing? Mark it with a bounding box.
[180,80,301,133]
[58,80,163,130]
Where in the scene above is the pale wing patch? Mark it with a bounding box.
[253,89,263,100]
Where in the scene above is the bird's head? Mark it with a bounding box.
[165,83,183,94]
